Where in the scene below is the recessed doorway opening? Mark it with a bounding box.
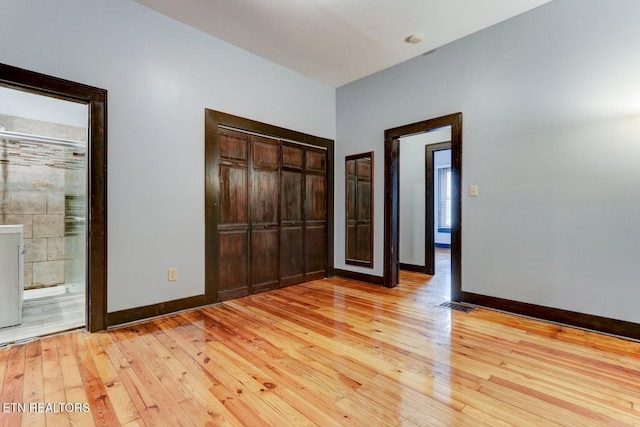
[398,127,451,276]
[384,113,462,302]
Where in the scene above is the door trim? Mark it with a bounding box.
[384,113,462,302]
[205,109,334,304]
[0,63,108,332]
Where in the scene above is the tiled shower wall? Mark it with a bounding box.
[0,114,86,290]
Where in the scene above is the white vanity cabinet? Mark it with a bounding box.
[0,225,24,328]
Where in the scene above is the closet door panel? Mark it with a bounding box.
[280,227,304,286]
[306,149,327,173]
[217,129,250,300]
[305,174,326,221]
[219,165,248,223]
[218,231,249,299]
[251,169,279,223]
[305,225,326,279]
[250,169,279,291]
[281,171,302,222]
[250,228,279,292]
[280,144,305,286]
[304,147,327,278]
[252,137,279,165]
[220,130,248,161]
[250,137,280,292]
[283,145,304,168]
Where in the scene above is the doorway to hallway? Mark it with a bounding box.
[384,113,462,302]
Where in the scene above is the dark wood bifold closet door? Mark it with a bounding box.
[215,126,328,301]
[280,142,305,287]
[250,136,280,293]
[305,147,327,280]
[217,129,250,300]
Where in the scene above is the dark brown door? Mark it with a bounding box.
[217,128,250,300]
[215,128,327,301]
[305,147,327,280]
[250,135,280,293]
[207,112,333,304]
[280,142,305,286]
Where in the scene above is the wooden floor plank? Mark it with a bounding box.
[136,323,244,427]
[109,328,195,427]
[500,352,640,411]
[1,345,26,427]
[43,389,71,427]
[1,250,640,425]
[356,373,482,427]
[20,341,44,427]
[192,320,358,426]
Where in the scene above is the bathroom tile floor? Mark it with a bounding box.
[0,291,84,346]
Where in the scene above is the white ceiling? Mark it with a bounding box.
[133,0,552,87]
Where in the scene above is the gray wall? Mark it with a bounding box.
[0,0,335,312]
[336,0,640,322]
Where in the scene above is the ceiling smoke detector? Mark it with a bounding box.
[404,34,423,44]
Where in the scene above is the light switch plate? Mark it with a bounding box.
[469,185,478,197]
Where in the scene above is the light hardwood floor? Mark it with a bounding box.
[1,251,640,426]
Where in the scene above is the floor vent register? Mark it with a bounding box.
[437,301,475,313]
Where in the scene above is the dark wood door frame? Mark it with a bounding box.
[1,63,108,332]
[425,142,451,275]
[205,109,334,304]
[384,113,462,302]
